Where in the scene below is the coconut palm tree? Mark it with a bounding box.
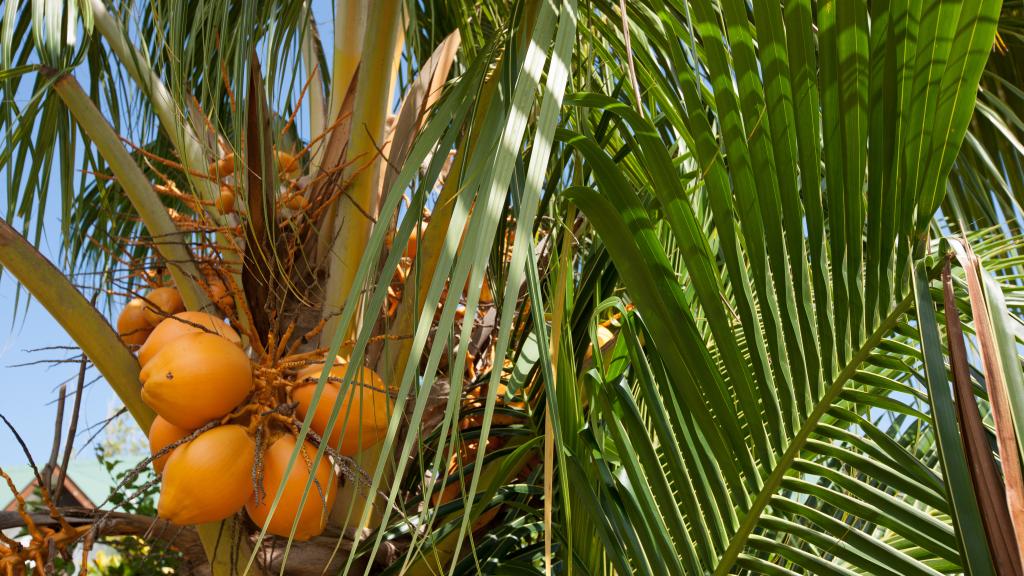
[1,0,1023,574]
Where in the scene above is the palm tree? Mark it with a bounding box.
[1,0,1023,574]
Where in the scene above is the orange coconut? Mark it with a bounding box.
[158,424,254,525]
[276,150,301,178]
[405,226,420,260]
[140,332,252,429]
[292,359,392,456]
[141,287,185,328]
[480,278,493,303]
[199,265,234,310]
[205,274,234,311]
[284,192,309,211]
[216,185,235,214]
[148,416,191,474]
[139,311,241,367]
[385,221,425,261]
[400,223,423,260]
[464,274,494,304]
[208,154,236,179]
[117,298,151,346]
[245,434,337,540]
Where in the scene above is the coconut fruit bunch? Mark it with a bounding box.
[116,287,394,541]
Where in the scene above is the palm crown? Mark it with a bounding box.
[1,0,1024,574]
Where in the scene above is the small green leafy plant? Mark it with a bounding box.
[90,450,182,575]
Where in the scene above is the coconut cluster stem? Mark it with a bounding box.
[321,0,404,339]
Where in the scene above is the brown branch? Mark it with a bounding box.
[54,351,88,503]
[44,384,67,496]
[0,509,208,575]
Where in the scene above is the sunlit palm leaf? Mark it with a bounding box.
[2,0,1023,575]
[555,1,1008,574]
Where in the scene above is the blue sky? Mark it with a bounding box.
[0,2,340,467]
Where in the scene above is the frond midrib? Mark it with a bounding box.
[714,287,919,575]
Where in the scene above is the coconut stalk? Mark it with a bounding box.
[50,74,209,312]
[327,0,367,136]
[0,218,154,430]
[302,3,328,174]
[320,0,404,337]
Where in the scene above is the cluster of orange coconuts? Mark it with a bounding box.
[208,150,306,215]
[117,287,393,540]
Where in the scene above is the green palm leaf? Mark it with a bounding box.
[554,1,1010,574]
[1,0,1022,574]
